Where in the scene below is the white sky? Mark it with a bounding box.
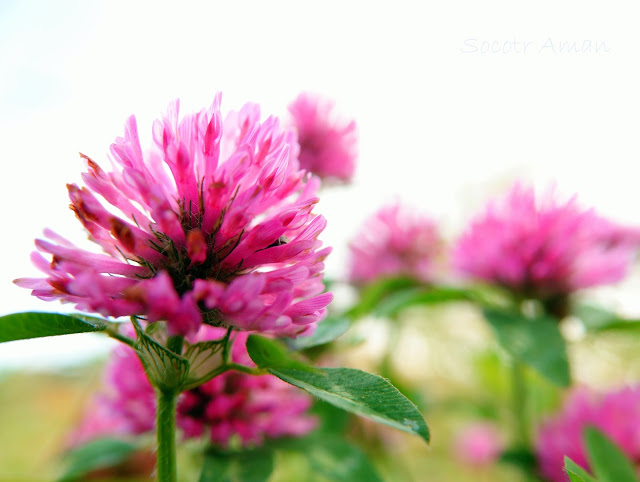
[1,0,639,368]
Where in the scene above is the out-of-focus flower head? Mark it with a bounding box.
[347,203,443,284]
[453,183,640,302]
[535,385,640,482]
[71,326,317,448]
[16,95,332,337]
[287,92,357,183]
[453,422,504,467]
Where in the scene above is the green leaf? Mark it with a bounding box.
[287,316,351,350]
[499,448,537,473]
[595,320,640,333]
[572,303,640,334]
[566,469,587,482]
[564,457,596,482]
[374,286,474,318]
[564,457,597,482]
[574,303,620,331]
[584,426,639,482]
[483,308,570,386]
[269,433,382,481]
[246,334,316,372]
[567,473,585,482]
[311,399,351,435]
[199,449,274,482]
[270,367,430,443]
[181,339,226,390]
[307,435,383,482]
[347,277,420,319]
[0,311,108,343]
[58,437,138,481]
[131,319,189,391]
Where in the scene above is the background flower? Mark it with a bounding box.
[453,422,504,467]
[71,326,317,449]
[535,385,640,482]
[453,183,640,301]
[347,202,442,284]
[287,92,357,183]
[16,97,332,337]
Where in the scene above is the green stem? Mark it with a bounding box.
[105,329,136,348]
[222,327,234,363]
[380,318,400,380]
[226,362,264,375]
[511,360,529,448]
[156,389,178,482]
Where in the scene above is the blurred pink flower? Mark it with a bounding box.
[536,386,640,482]
[71,326,317,448]
[69,397,139,447]
[453,183,639,300]
[16,96,332,337]
[453,422,504,466]
[287,92,357,182]
[347,203,442,284]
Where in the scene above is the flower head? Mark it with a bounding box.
[453,422,504,466]
[287,92,357,182]
[453,183,639,301]
[71,326,317,448]
[535,386,640,481]
[347,203,442,284]
[16,96,332,336]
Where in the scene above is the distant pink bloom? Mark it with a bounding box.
[347,203,442,284]
[536,386,640,482]
[71,326,317,448]
[453,183,639,300]
[16,96,332,337]
[69,397,138,447]
[287,92,357,182]
[453,422,504,466]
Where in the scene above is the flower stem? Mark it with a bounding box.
[226,362,264,376]
[511,360,529,448]
[380,318,400,380]
[105,329,136,348]
[156,388,178,482]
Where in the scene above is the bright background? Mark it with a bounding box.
[1,0,639,368]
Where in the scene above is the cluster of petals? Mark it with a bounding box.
[347,203,442,284]
[452,422,504,466]
[71,326,317,448]
[16,95,332,336]
[453,183,640,299]
[535,385,640,481]
[287,92,357,182]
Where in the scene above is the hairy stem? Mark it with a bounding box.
[156,389,178,482]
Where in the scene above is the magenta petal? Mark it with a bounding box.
[287,92,358,182]
[286,292,333,318]
[19,94,332,338]
[348,203,442,285]
[536,386,640,482]
[454,182,640,298]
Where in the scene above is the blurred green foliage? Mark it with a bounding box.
[4,298,640,481]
